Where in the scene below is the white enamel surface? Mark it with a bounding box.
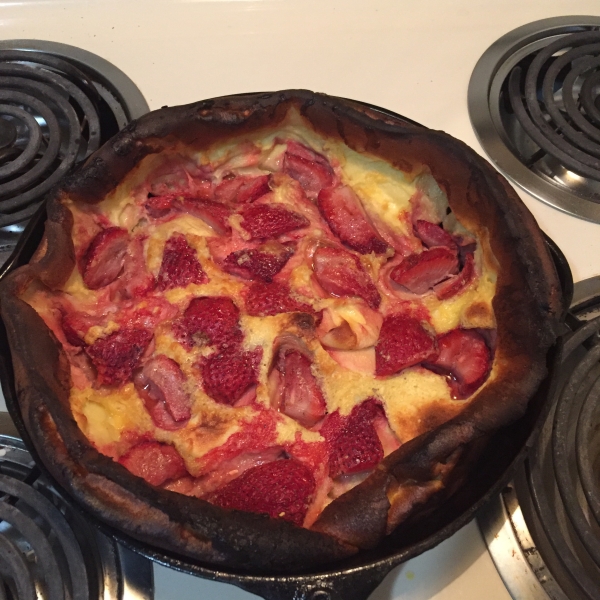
[154,519,511,600]
[1,0,599,598]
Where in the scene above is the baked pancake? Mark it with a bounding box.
[0,90,562,571]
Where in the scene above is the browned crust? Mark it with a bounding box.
[0,90,562,570]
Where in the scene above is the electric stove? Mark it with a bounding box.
[1,1,600,599]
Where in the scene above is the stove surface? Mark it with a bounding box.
[0,0,599,599]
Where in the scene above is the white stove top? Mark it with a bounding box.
[1,0,599,598]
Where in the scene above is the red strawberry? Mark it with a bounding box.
[390,246,459,294]
[322,398,385,478]
[271,342,326,428]
[180,197,232,235]
[86,327,153,386]
[113,236,156,300]
[426,329,491,399]
[239,204,309,240]
[81,227,129,290]
[317,186,389,255]
[174,296,242,349]
[413,220,457,249]
[61,316,86,347]
[215,177,242,204]
[283,140,335,197]
[215,174,270,204]
[286,437,329,476]
[134,355,191,429]
[312,246,380,309]
[60,309,101,347]
[375,314,438,377]
[223,241,294,282]
[147,160,212,199]
[237,175,271,203]
[208,459,316,525]
[434,253,476,300]
[144,195,176,219]
[119,441,188,487]
[184,447,288,497]
[156,233,208,291]
[244,281,313,317]
[145,194,232,235]
[198,410,279,474]
[200,347,262,405]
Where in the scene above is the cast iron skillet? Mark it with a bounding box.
[0,101,573,600]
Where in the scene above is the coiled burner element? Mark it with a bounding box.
[0,42,149,230]
[468,17,600,223]
[508,31,600,182]
[0,436,153,600]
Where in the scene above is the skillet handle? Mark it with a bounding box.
[233,564,393,600]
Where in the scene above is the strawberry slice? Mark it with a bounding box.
[134,355,191,429]
[237,175,271,203]
[390,246,459,294]
[61,316,87,347]
[180,197,232,235]
[174,296,242,349]
[375,314,438,377]
[156,233,208,291]
[206,233,252,268]
[113,236,156,300]
[200,347,262,405]
[147,159,212,199]
[322,398,385,478]
[81,227,129,290]
[282,140,335,197]
[270,337,326,428]
[119,441,188,487]
[208,459,316,525]
[215,174,270,205]
[426,329,492,399]
[317,186,389,255]
[198,411,279,475]
[434,253,476,300]
[277,351,327,427]
[223,241,295,282]
[239,203,309,240]
[86,327,153,386]
[144,195,176,219]
[244,281,313,317]
[144,194,231,235]
[184,447,287,497]
[60,309,102,347]
[413,219,457,249]
[313,246,380,309]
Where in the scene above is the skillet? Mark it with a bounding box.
[0,101,573,600]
